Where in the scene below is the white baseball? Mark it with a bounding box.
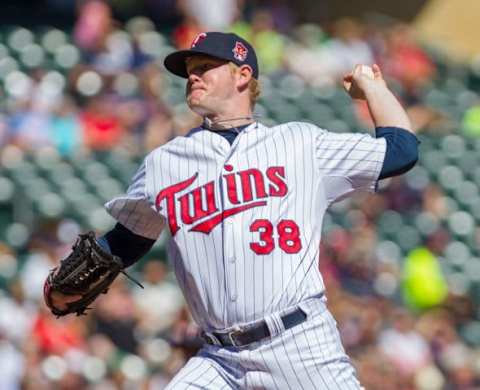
[360,65,375,79]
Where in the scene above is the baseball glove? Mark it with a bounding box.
[43,231,142,317]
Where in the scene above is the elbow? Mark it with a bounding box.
[393,144,419,176]
[379,142,419,179]
[403,145,419,173]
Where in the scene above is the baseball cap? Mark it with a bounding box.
[164,32,259,79]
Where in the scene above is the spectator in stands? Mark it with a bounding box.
[327,18,375,80]
[284,24,339,87]
[177,0,241,31]
[231,8,286,75]
[74,0,113,55]
[378,308,432,378]
[49,97,84,157]
[380,23,436,104]
[133,260,185,337]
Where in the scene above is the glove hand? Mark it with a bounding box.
[43,232,124,317]
[47,290,83,312]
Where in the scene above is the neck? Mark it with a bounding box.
[204,112,255,130]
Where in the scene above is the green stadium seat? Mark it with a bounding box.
[125,16,156,36]
[36,192,66,218]
[460,320,480,346]
[53,44,80,70]
[0,56,19,80]
[414,211,440,237]
[40,28,68,54]
[446,271,471,295]
[448,211,475,237]
[277,74,306,100]
[86,207,116,231]
[423,88,451,111]
[305,103,336,126]
[45,163,76,186]
[472,170,480,188]
[324,119,349,133]
[444,240,471,268]
[457,152,479,178]
[0,43,10,60]
[441,135,466,161]
[19,177,51,198]
[378,210,404,238]
[418,150,448,177]
[137,31,168,58]
[405,166,431,191]
[444,196,460,214]
[394,225,421,253]
[4,222,29,249]
[91,178,123,201]
[376,240,402,263]
[468,198,480,222]
[463,258,480,282]
[0,176,15,203]
[438,165,464,191]
[454,181,479,207]
[19,44,45,69]
[6,27,34,52]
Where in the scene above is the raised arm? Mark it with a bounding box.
[343,64,413,133]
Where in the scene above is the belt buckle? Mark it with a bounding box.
[228,326,243,347]
[203,332,221,346]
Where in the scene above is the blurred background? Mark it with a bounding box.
[1,0,480,389]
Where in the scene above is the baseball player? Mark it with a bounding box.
[46,32,418,388]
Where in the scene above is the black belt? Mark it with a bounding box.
[202,308,307,347]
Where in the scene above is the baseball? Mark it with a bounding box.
[360,65,375,79]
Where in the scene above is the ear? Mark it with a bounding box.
[236,65,253,90]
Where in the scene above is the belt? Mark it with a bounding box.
[202,308,307,347]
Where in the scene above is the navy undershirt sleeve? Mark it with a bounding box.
[376,127,419,180]
[98,223,155,267]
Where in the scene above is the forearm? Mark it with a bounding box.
[98,223,155,267]
[365,84,413,133]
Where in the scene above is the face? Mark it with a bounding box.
[185,55,238,117]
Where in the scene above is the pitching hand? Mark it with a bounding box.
[343,64,386,100]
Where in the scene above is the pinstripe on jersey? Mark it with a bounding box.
[105,121,386,332]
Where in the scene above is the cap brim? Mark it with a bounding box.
[164,50,197,78]
[164,49,233,78]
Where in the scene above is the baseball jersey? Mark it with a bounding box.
[105,122,386,331]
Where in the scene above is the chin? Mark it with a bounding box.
[187,101,211,117]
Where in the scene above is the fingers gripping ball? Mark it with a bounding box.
[343,64,377,100]
[43,232,142,317]
[359,64,375,79]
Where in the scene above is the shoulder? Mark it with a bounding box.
[146,127,206,156]
[279,121,325,131]
[267,121,328,136]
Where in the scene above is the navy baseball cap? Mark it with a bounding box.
[164,32,259,79]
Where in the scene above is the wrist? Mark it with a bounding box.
[363,82,389,101]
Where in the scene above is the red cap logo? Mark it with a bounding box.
[191,33,207,48]
[232,41,248,62]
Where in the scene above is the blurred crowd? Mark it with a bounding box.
[1,0,480,389]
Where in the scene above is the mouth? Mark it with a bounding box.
[189,86,205,93]
[188,88,205,100]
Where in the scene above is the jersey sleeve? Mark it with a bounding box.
[315,129,386,204]
[104,158,165,240]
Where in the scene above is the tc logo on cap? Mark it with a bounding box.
[191,33,207,48]
[232,41,248,62]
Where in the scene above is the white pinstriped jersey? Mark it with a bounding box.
[105,122,386,331]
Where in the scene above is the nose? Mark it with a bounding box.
[188,72,201,83]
